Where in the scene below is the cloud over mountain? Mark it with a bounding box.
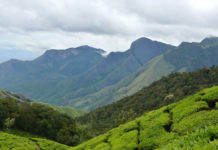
[0,0,218,53]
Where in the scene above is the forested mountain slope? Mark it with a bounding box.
[77,37,218,110]
[78,66,218,135]
[0,89,85,118]
[0,46,105,105]
[0,89,31,102]
[1,86,217,150]
[0,38,174,110]
[1,37,218,111]
[72,86,218,150]
[0,89,87,146]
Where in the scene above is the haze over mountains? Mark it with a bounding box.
[0,37,218,110]
[0,49,39,63]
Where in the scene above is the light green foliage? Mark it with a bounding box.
[0,131,37,150]
[201,87,218,101]
[0,131,70,150]
[110,130,138,150]
[171,94,209,123]
[72,86,218,150]
[93,143,110,150]
[173,110,218,134]
[108,121,139,150]
[32,138,69,150]
[31,102,86,118]
[139,107,176,149]
[159,126,218,150]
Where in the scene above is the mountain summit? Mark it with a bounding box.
[200,36,218,47]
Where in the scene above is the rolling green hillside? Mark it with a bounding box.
[72,86,218,150]
[1,86,217,149]
[78,66,218,136]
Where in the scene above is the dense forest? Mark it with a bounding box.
[78,66,218,137]
[0,97,87,146]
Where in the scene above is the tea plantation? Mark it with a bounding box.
[0,86,217,149]
[0,131,69,150]
[71,86,218,150]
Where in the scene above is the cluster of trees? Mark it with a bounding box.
[78,66,218,137]
[0,98,85,146]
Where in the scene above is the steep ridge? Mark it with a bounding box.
[76,37,218,110]
[72,86,218,150]
[0,38,174,109]
[63,37,174,109]
[0,46,105,104]
[0,89,31,102]
[1,37,218,111]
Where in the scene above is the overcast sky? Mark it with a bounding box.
[0,0,218,53]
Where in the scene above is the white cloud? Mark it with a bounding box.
[0,0,218,54]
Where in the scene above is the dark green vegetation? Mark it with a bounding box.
[72,86,218,150]
[0,38,174,110]
[34,102,87,118]
[78,66,218,136]
[0,86,217,149]
[0,89,87,146]
[0,89,31,102]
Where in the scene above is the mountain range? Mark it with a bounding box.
[0,37,218,110]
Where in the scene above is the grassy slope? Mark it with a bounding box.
[72,86,218,150]
[50,105,87,118]
[31,102,87,118]
[70,55,174,110]
[114,55,175,102]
